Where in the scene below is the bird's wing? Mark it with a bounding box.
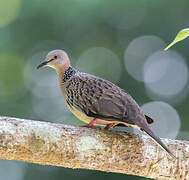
[65,72,137,123]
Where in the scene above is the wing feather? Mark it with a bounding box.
[65,72,131,122]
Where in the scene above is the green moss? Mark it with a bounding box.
[29,134,45,153]
[0,134,3,146]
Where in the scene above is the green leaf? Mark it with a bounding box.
[164,28,189,51]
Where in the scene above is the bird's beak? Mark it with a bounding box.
[36,61,48,69]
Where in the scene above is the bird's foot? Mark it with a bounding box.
[104,123,115,130]
[80,125,98,129]
[80,118,98,128]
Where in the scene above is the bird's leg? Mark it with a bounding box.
[104,123,115,130]
[80,118,98,128]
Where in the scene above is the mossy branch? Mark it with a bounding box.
[0,116,188,179]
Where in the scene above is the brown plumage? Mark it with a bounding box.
[65,71,141,124]
[37,49,176,158]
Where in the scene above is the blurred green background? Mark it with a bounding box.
[0,0,189,179]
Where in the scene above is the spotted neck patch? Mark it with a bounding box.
[63,67,77,83]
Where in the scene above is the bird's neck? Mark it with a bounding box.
[57,66,77,100]
[57,66,77,84]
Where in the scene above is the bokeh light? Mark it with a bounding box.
[31,97,69,123]
[76,47,121,84]
[31,73,59,99]
[134,101,181,139]
[144,51,188,102]
[0,0,22,27]
[24,50,48,90]
[124,35,165,81]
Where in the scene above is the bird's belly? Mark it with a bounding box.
[67,104,114,126]
[69,107,140,129]
[69,105,93,124]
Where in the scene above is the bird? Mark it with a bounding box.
[37,49,176,158]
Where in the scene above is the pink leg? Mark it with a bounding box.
[104,123,115,130]
[80,118,98,128]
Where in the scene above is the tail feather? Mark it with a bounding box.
[140,124,176,159]
[145,115,154,124]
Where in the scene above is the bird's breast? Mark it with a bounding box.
[67,103,93,124]
[59,81,93,124]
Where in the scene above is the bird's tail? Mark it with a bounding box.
[140,124,176,159]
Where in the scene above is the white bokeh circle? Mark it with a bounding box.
[144,51,188,99]
[133,101,181,139]
[124,35,166,81]
[76,47,121,84]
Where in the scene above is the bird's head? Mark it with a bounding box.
[37,49,70,72]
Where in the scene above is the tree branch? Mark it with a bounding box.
[0,116,188,179]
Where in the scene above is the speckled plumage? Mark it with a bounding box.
[37,49,176,158]
[62,67,154,126]
[63,68,139,125]
[63,67,78,83]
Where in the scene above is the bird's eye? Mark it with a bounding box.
[54,55,57,59]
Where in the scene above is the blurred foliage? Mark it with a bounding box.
[0,0,189,180]
[164,28,189,50]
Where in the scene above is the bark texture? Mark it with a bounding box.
[0,116,188,179]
